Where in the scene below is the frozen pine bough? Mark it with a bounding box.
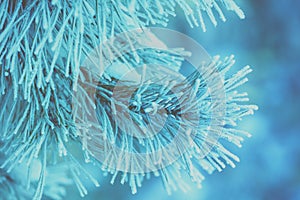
[0,0,257,199]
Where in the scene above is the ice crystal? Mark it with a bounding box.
[0,0,256,199]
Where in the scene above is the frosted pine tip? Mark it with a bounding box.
[0,0,254,198]
[73,55,257,194]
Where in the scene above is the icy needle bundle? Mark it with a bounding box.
[0,0,257,199]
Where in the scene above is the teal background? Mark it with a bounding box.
[70,1,300,199]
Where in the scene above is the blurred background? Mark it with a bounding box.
[70,0,300,199]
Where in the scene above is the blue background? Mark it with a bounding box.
[71,1,300,199]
